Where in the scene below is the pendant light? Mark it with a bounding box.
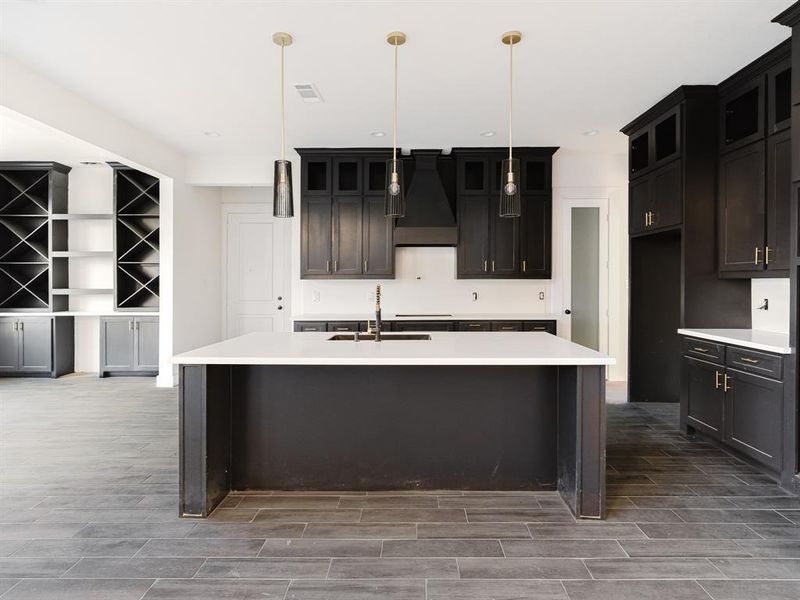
[385,31,406,218]
[499,30,522,218]
[273,32,294,218]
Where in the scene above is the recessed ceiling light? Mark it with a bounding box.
[583,129,599,136]
[480,131,496,137]
[203,131,221,137]
[371,131,386,137]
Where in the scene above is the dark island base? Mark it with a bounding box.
[179,364,606,519]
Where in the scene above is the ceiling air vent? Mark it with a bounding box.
[293,83,323,103]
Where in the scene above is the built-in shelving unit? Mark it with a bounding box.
[0,162,70,312]
[111,164,160,310]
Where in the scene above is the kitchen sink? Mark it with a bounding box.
[328,333,432,341]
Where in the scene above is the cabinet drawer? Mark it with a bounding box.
[327,321,361,332]
[458,321,491,332]
[294,321,327,332]
[492,321,523,332]
[726,346,783,380]
[524,320,557,334]
[682,338,725,364]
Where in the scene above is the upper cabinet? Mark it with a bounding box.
[299,150,394,279]
[628,105,682,179]
[453,148,556,279]
[718,40,791,277]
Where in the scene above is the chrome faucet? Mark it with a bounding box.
[365,284,383,341]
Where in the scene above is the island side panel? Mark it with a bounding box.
[557,365,606,519]
[230,365,558,491]
[179,364,232,517]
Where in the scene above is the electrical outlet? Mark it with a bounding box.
[312,291,321,303]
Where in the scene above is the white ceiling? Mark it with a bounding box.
[0,0,794,158]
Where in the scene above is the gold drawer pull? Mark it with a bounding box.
[724,374,732,392]
[715,371,722,390]
[739,357,760,364]
[754,246,762,265]
[692,347,710,353]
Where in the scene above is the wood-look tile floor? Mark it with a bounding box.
[1,376,799,599]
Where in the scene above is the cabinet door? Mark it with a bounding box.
[101,318,134,371]
[363,196,394,277]
[652,106,681,168]
[17,318,52,373]
[0,318,19,371]
[458,321,491,332]
[719,143,766,273]
[333,158,361,195]
[301,196,333,276]
[134,318,159,371]
[724,368,782,470]
[629,177,652,235]
[391,321,454,332]
[332,197,363,275]
[720,78,765,152]
[628,125,651,178]
[492,321,523,332]
[457,196,490,277]
[683,356,725,439]
[293,321,326,332]
[651,161,682,230]
[519,195,551,278]
[767,130,791,271]
[524,320,557,335]
[767,61,791,135]
[490,196,519,276]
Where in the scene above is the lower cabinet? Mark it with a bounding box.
[0,316,74,378]
[99,317,159,377]
[294,319,557,335]
[681,337,784,472]
[683,356,725,437]
[724,369,783,471]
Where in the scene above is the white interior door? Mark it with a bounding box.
[561,197,609,355]
[223,204,290,338]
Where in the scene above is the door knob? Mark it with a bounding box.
[564,309,571,315]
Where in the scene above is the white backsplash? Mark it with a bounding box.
[298,247,551,315]
[751,278,790,334]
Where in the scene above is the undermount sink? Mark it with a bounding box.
[328,333,432,341]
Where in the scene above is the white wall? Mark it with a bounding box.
[751,278,791,334]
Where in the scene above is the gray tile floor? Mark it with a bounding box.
[1,376,799,599]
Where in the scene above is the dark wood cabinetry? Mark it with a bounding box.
[681,337,785,473]
[454,148,556,279]
[0,316,73,378]
[299,150,394,279]
[623,87,751,403]
[99,316,158,377]
[718,41,791,278]
[294,319,557,335]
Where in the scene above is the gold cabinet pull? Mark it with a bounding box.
[326,260,330,273]
[715,371,722,390]
[692,347,709,353]
[754,246,762,265]
[645,212,649,227]
[723,374,732,392]
[492,261,496,272]
[740,357,760,364]
[765,246,772,265]
[363,259,368,272]
[484,260,488,272]
[522,259,527,272]
[334,260,338,271]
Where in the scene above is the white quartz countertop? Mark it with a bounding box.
[292,312,561,322]
[174,331,614,366]
[678,328,792,355]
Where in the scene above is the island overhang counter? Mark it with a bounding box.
[174,331,615,520]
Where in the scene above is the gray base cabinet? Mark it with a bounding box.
[99,316,158,377]
[294,319,557,335]
[681,336,785,472]
[0,316,74,378]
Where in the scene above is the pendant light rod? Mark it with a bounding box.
[272,32,293,162]
[501,31,521,161]
[387,32,406,162]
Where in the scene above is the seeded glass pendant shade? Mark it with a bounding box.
[499,30,522,218]
[385,31,406,218]
[273,160,293,218]
[272,32,294,218]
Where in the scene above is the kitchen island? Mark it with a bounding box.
[174,331,614,520]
